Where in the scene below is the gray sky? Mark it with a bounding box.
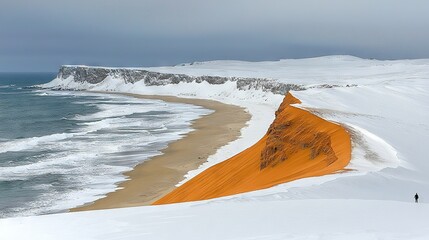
[1,0,429,72]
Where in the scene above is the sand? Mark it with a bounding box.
[154,93,351,204]
[72,93,251,211]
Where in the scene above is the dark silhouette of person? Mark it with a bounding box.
[415,193,419,203]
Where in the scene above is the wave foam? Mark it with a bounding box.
[0,133,75,154]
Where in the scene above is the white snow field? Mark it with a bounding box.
[2,200,429,240]
[1,56,429,239]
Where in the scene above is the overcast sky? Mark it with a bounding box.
[1,0,429,72]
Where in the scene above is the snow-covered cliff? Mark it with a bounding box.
[53,65,304,94]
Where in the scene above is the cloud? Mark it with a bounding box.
[1,0,429,71]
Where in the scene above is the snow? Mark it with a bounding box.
[3,56,429,239]
[145,55,429,87]
[1,199,428,240]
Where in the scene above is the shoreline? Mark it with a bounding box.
[72,93,251,211]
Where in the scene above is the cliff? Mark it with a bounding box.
[153,93,351,204]
[55,65,305,94]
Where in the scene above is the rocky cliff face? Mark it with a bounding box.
[57,65,305,95]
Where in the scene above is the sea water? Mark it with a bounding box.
[0,73,211,218]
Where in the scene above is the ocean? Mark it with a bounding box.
[0,73,211,218]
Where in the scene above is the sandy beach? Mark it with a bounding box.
[72,93,250,211]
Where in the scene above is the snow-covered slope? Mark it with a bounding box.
[3,56,428,239]
[2,199,428,240]
[146,55,429,87]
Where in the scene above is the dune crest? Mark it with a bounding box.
[154,93,351,204]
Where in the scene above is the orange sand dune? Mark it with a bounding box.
[154,93,351,205]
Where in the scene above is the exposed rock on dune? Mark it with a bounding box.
[260,93,302,169]
[154,93,351,204]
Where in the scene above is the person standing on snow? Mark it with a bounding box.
[415,193,419,203]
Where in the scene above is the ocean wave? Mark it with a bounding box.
[0,117,169,156]
[0,162,129,218]
[0,151,130,180]
[0,133,75,154]
[0,84,15,88]
[73,103,155,121]
[32,89,91,97]
[80,117,156,133]
[72,99,146,105]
